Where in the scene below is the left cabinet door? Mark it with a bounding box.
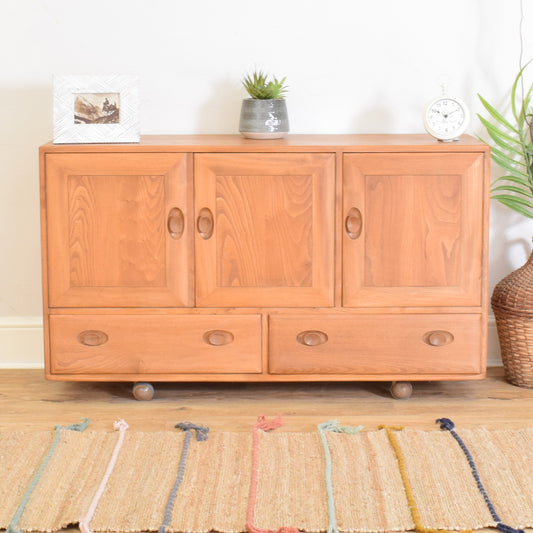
[45,153,193,307]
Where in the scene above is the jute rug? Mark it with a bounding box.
[1,418,532,533]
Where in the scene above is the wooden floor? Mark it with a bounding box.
[1,367,532,432]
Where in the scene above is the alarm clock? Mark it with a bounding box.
[423,95,470,141]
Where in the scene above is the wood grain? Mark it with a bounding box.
[269,314,483,375]
[0,367,530,433]
[343,152,485,307]
[194,153,335,307]
[40,136,489,389]
[49,314,262,375]
[45,152,193,307]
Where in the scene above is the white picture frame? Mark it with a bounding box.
[53,74,140,144]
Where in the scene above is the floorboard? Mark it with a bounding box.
[1,367,532,432]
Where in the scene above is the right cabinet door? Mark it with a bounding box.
[343,152,485,307]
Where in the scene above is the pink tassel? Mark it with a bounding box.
[254,415,283,432]
[247,416,300,533]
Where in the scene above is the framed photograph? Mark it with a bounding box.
[53,75,140,144]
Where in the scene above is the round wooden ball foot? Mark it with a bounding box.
[132,382,155,401]
[390,381,413,400]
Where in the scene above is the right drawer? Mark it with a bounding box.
[268,314,483,375]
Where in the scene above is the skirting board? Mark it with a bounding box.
[0,317,44,369]
[0,316,503,369]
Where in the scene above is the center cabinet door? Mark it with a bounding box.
[194,153,335,307]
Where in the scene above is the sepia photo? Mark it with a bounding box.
[74,92,120,124]
[53,75,139,143]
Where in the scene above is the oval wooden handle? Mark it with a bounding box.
[77,330,109,347]
[345,207,363,239]
[203,329,234,346]
[197,208,214,239]
[167,207,184,239]
[423,330,454,347]
[296,330,328,347]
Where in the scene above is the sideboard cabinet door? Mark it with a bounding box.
[343,152,485,307]
[194,153,335,307]
[45,153,193,307]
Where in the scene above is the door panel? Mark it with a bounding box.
[343,153,484,307]
[195,153,335,307]
[46,153,193,307]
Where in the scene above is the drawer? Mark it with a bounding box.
[49,315,262,375]
[269,314,483,375]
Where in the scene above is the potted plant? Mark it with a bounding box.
[239,70,289,139]
[478,62,533,387]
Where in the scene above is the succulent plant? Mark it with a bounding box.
[242,70,288,100]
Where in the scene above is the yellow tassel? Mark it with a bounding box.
[381,425,473,533]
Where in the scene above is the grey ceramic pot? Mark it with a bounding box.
[239,98,289,139]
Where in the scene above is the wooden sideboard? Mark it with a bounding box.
[39,135,490,399]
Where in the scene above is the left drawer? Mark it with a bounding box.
[49,314,262,375]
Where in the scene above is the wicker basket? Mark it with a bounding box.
[492,248,533,387]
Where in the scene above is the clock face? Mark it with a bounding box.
[424,97,469,141]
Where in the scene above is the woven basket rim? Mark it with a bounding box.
[492,305,533,319]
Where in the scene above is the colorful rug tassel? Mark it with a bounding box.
[380,424,473,533]
[318,420,363,533]
[79,419,129,533]
[246,415,299,533]
[158,422,209,533]
[7,418,90,533]
[436,418,525,533]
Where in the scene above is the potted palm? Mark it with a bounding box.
[478,62,533,387]
[239,70,289,139]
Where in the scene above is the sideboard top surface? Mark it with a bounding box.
[40,134,489,154]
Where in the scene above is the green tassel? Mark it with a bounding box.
[6,418,90,533]
[318,419,363,434]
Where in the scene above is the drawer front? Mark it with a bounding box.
[269,314,483,375]
[50,315,262,375]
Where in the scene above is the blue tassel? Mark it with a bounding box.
[158,422,210,533]
[175,421,210,441]
[436,418,524,533]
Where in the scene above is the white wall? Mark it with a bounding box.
[1,0,532,367]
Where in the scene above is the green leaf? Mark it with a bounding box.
[491,193,533,208]
[242,70,288,99]
[492,174,533,189]
[478,115,523,149]
[517,84,533,128]
[493,196,533,218]
[478,93,519,133]
[511,59,533,123]
[479,119,524,158]
[491,184,533,197]
[490,145,528,168]
[491,152,531,179]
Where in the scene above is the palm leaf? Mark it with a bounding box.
[479,61,533,218]
[490,145,528,168]
[493,196,533,218]
[511,60,533,123]
[520,85,533,124]
[492,174,533,189]
[491,193,533,208]
[478,115,523,151]
[491,184,533,198]
[478,93,519,133]
[491,152,531,179]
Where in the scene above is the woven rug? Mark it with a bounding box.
[1,418,532,533]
